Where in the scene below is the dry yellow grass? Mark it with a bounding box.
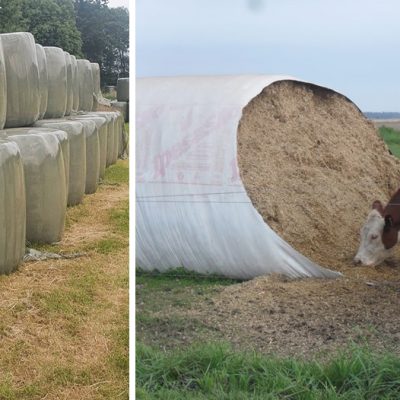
[0,160,129,400]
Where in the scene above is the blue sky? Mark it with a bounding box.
[136,0,400,111]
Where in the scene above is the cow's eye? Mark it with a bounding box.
[371,234,378,240]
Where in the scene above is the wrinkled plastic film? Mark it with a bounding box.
[43,47,67,118]
[136,75,341,279]
[0,39,7,129]
[0,139,26,274]
[6,129,66,244]
[64,52,73,116]
[34,119,86,206]
[35,44,49,120]
[77,59,94,112]
[71,55,79,112]
[1,32,40,128]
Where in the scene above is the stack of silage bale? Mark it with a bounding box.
[112,77,129,122]
[0,31,127,275]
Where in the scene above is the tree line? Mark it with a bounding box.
[0,0,129,86]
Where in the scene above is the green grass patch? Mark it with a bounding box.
[136,342,400,399]
[85,237,127,255]
[379,126,400,159]
[110,200,129,235]
[103,160,129,185]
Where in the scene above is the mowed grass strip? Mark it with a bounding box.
[136,342,400,400]
[0,159,129,399]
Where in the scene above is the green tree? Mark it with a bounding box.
[75,0,129,85]
[0,0,26,33]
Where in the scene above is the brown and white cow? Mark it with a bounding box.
[354,189,400,266]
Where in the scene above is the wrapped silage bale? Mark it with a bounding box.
[69,114,107,180]
[0,37,6,130]
[35,44,48,120]
[1,32,40,128]
[6,129,66,244]
[64,52,73,116]
[34,119,86,206]
[71,55,79,112]
[117,77,129,102]
[31,127,70,203]
[0,138,26,274]
[115,111,127,157]
[77,59,93,111]
[111,100,129,123]
[88,111,116,167]
[91,62,101,111]
[67,116,100,194]
[44,47,67,118]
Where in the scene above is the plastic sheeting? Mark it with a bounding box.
[136,75,341,279]
[6,129,66,244]
[77,59,94,111]
[117,78,129,101]
[89,111,115,167]
[0,139,26,274]
[34,119,86,206]
[71,55,79,112]
[0,38,6,130]
[67,116,100,194]
[64,52,73,116]
[1,32,40,128]
[32,127,70,203]
[70,114,107,179]
[44,47,67,118]
[35,44,49,120]
[112,101,129,123]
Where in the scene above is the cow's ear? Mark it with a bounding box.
[372,200,384,215]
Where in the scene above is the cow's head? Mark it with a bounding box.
[354,199,399,266]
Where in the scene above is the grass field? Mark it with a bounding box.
[0,159,129,399]
[136,270,400,399]
[379,126,400,158]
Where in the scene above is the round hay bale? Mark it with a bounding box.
[0,139,26,274]
[43,47,67,118]
[89,111,115,167]
[67,116,101,194]
[71,55,79,112]
[0,37,6,130]
[117,77,129,102]
[29,127,70,203]
[1,32,40,128]
[111,100,129,123]
[77,59,94,112]
[33,119,86,206]
[35,44,49,120]
[6,129,67,244]
[136,75,400,279]
[64,52,73,116]
[69,114,108,179]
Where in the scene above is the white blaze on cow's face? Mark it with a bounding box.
[354,210,392,266]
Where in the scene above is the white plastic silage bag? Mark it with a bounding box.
[43,47,67,118]
[0,138,26,274]
[6,129,66,244]
[136,75,341,279]
[77,59,94,112]
[90,111,115,166]
[71,55,79,112]
[34,119,86,206]
[1,32,40,128]
[64,52,73,116]
[35,44,49,120]
[0,38,7,129]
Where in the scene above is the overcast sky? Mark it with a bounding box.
[137,0,400,111]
